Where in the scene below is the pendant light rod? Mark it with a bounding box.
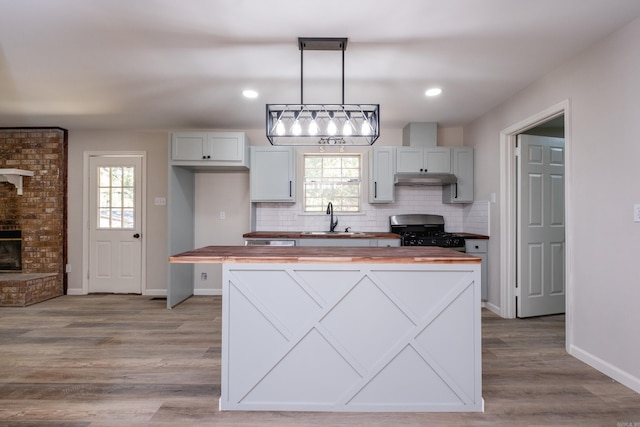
[298,37,348,106]
[342,46,345,105]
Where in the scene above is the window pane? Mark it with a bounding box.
[99,209,110,228]
[123,188,134,208]
[99,188,111,208]
[111,188,123,207]
[111,167,123,187]
[110,209,122,228]
[122,209,134,229]
[99,167,110,186]
[122,167,134,187]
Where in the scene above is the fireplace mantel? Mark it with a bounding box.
[0,169,34,195]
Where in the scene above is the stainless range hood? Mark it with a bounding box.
[394,172,457,186]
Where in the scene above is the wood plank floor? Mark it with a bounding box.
[1,295,639,426]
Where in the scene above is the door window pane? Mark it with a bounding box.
[97,166,135,229]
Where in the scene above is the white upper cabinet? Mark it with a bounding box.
[396,147,451,173]
[369,147,395,203]
[250,146,295,202]
[443,147,474,204]
[171,131,249,169]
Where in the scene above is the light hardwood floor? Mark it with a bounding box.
[1,295,639,426]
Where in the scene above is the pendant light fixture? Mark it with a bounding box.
[266,37,380,146]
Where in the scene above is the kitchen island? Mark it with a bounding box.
[170,246,483,412]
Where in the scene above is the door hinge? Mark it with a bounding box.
[514,285,521,298]
[514,146,521,157]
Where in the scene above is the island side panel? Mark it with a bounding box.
[220,262,482,412]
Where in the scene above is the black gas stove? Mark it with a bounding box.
[389,214,465,251]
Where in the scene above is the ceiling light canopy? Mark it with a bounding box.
[266,37,380,146]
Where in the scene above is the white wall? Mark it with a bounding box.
[465,17,640,391]
[193,172,250,294]
[67,131,168,295]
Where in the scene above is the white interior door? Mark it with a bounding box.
[89,156,143,293]
[517,134,565,317]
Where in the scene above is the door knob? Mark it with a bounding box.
[133,233,140,239]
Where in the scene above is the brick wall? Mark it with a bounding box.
[0,128,67,295]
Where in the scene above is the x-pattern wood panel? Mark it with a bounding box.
[221,263,481,412]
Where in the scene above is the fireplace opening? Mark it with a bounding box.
[0,230,22,272]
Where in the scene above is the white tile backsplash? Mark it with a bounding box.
[463,201,490,235]
[255,186,490,235]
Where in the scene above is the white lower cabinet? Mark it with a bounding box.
[465,239,487,300]
[297,238,400,247]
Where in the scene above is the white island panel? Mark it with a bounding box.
[221,262,482,412]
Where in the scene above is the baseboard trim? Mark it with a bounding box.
[570,344,640,394]
[194,289,222,296]
[144,289,167,297]
[484,301,501,316]
[65,289,86,295]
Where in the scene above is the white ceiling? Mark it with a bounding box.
[2,0,640,132]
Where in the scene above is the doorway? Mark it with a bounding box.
[516,131,565,317]
[83,152,147,294]
[498,100,572,344]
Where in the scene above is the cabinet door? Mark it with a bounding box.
[424,147,452,173]
[207,132,245,162]
[250,147,295,202]
[369,147,395,203]
[396,147,425,173]
[396,147,451,173]
[443,147,474,203]
[465,239,487,300]
[172,132,208,160]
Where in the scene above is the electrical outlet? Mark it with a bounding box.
[219,211,226,220]
[634,204,640,222]
[201,272,207,280]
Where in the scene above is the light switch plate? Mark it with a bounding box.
[154,197,166,206]
[634,204,640,222]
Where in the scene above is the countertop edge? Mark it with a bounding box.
[169,246,482,264]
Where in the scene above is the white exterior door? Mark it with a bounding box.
[88,156,143,293]
[517,135,565,317]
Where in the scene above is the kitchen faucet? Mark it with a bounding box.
[326,202,338,232]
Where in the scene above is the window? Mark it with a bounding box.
[303,154,361,213]
[98,166,135,229]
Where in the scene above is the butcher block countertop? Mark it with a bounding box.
[243,231,400,239]
[169,245,481,264]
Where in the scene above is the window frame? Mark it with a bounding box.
[302,153,362,214]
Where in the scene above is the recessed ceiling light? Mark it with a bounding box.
[243,89,258,99]
[425,88,442,97]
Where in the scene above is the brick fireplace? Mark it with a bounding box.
[0,128,68,306]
